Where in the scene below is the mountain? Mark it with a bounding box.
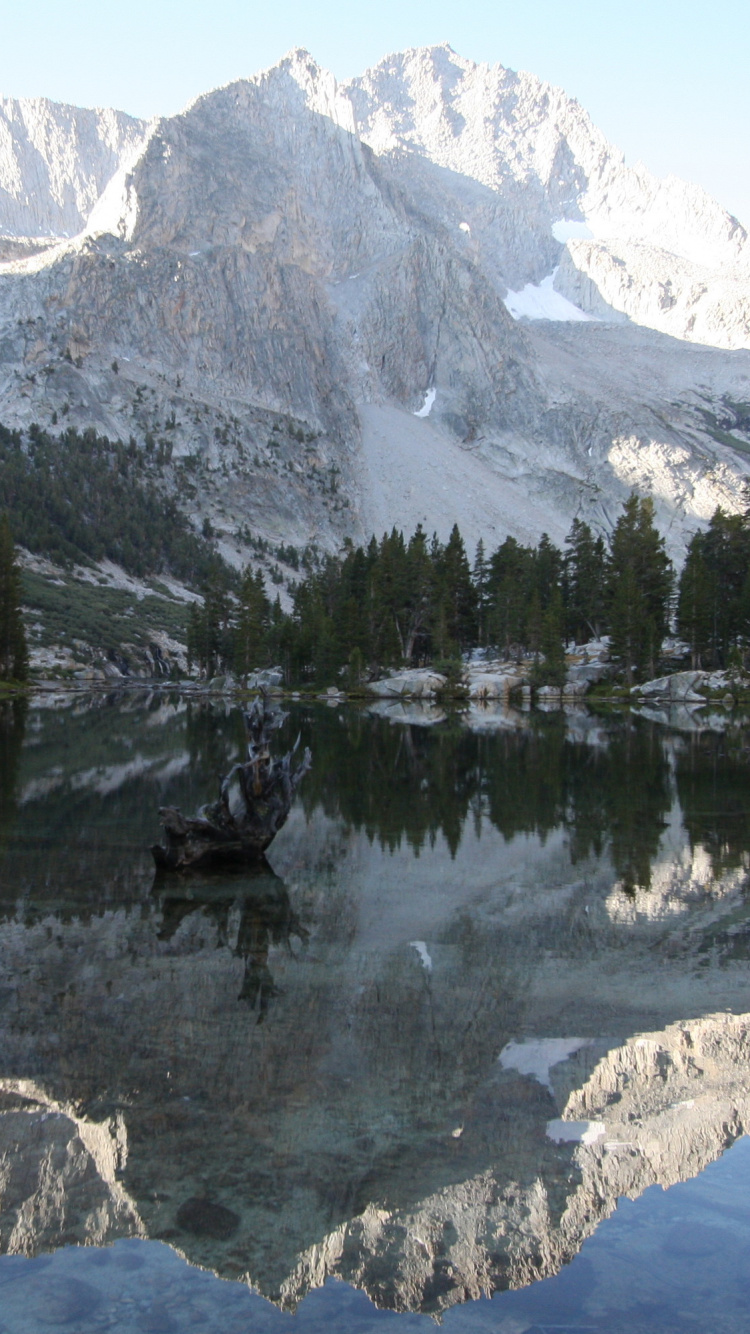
[0,46,749,575]
[0,96,146,241]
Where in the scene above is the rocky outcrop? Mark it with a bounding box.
[0,1079,142,1253]
[0,97,146,238]
[632,670,709,702]
[366,668,448,698]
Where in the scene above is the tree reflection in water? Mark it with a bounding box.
[0,696,26,856]
[153,862,308,1023]
[296,707,677,892]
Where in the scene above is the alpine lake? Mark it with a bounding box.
[2,688,750,1334]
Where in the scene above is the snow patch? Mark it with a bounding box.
[414,387,436,418]
[499,1037,592,1091]
[546,1119,606,1145]
[552,219,594,243]
[410,940,433,971]
[504,269,597,323]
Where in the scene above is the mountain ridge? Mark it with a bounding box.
[0,45,748,582]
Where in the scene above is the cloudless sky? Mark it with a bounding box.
[0,0,747,225]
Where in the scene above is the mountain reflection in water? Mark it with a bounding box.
[0,693,750,1326]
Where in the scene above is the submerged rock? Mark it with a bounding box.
[176,1198,240,1241]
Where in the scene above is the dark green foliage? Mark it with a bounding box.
[432,524,477,657]
[677,508,750,667]
[21,570,190,654]
[532,586,567,688]
[0,516,28,681]
[186,574,233,677]
[234,498,695,689]
[234,569,272,678]
[0,422,223,585]
[607,495,673,683]
[485,536,535,654]
[563,518,606,642]
[0,695,26,853]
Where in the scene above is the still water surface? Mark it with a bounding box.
[1,693,750,1332]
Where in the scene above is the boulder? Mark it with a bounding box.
[565,662,610,691]
[366,670,448,699]
[632,671,707,702]
[467,671,524,699]
[244,667,284,692]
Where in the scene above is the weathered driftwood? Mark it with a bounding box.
[151,696,311,870]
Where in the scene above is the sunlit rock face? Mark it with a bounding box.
[0,51,748,558]
[347,44,750,345]
[0,98,146,239]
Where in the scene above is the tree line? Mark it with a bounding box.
[190,493,750,686]
[4,443,750,686]
[190,493,683,686]
[0,422,222,584]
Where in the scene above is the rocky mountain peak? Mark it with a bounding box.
[0,47,749,568]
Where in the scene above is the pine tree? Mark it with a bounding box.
[234,567,271,678]
[473,538,489,647]
[486,536,534,656]
[403,525,434,662]
[0,516,28,682]
[563,518,606,643]
[677,532,714,667]
[684,508,750,666]
[607,495,672,683]
[539,586,567,686]
[433,524,476,657]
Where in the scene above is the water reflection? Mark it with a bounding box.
[153,863,308,1021]
[297,707,705,892]
[0,695,26,853]
[0,695,749,1322]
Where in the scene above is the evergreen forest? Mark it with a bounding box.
[191,493,744,687]
[3,413,750,689]
[0,422,222,584]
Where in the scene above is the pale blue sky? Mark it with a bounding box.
[0,0,747,225]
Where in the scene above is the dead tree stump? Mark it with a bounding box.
[151,696,311,870]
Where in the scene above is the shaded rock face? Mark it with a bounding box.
[0,50,749,559]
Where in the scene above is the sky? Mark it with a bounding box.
[0,0,747,226]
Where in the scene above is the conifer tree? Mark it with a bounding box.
[486,536,534,655]
[563,518,606,643]
[607,495,673,683]
[433,524,476,657]
[678,508,750,666]
[234,567,271,678]
[186,574,232,677]
[539,586,567,686]
[473,538,489,647]
[403,525,434,661]
[533,533,563,608]
[677,532,714,667]
[0,516,28,682]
